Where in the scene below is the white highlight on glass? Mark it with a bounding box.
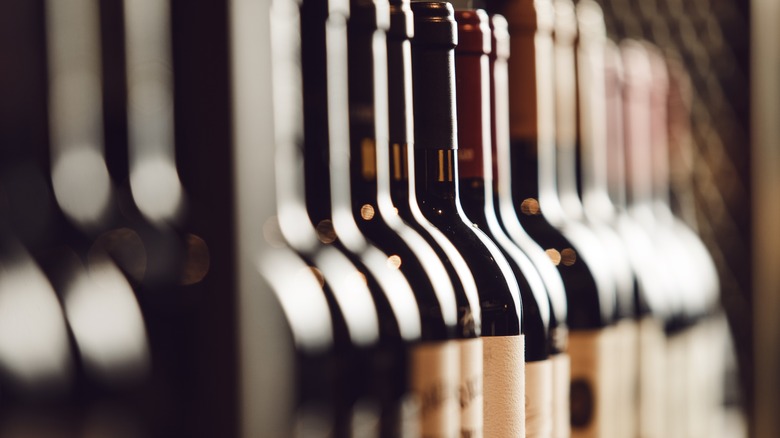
[0,253,71,387]
[125,0,184,223]
[46,0,111,227]
[64,260,150,384]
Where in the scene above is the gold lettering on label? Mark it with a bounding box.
[438,150,446,182]
[392,143,403,181]
[361,138,377,180]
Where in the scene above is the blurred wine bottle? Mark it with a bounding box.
[572,2,644,436]
[298,0,426,435]
[451,6,554,436]
[267,0,389,435]
[410,2,525,436]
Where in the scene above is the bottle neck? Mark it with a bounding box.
[604,44,629,212]
[286,3,333,251]
[528,33,565,225]
[552,25,584,221]
[414,148,461,212]
[577,34,616,221]
[301,12,367,250]
[455,47,496,211]
[348,22,398,212]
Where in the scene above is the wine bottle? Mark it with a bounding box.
[644,44,722,438]
[665,54,730,438]
[605,40,670,438]
[299,0,424,435]
[410,3,525,436]
[386,2,484,435]
[569,2,642,436]
[487,0,619,435]
[0,1,244,435]
[268,0,390,435]
[488,2,615,435]
[487,13,571,437]
[451,7,553,436]
[623,40,703,438]
[345,0,466,436]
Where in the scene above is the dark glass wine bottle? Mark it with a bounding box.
[386,1,484,435]
[299,0,425,436]
[268,0,389,435]
[487,0,618,435]
[345,0,468,435]
[451,7,553,436]
[487,13,572,436]
[409,3,525,436]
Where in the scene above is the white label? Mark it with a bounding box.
[615,320,639,438]
[410,341,460,438]
[638,317,666,438]
[526,359,553,437]
[483,335,525,437]
[551,353,571,438]
[569,328,617,438]
[458,338,483,438]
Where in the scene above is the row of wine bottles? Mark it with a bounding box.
[259,0,729,436]
[0,0,731,437]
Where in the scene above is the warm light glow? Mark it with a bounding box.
[387,255,402,270]
[546,248,562,266]
[64,260,150,385]
[308,267,326,287]
[360,204,376,221]
[316,220,337,244]
[521,198,541,215]
[89,228,147,282]
[180,234,210,286]
[561,248,577,266]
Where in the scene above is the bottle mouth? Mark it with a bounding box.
[455,9,491,55]
[489,14,510,60]
[410,2,457,48]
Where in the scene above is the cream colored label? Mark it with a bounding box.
[526,359,553,437]
[665,331,688,438]
[638,317,666,438]
[483,335,525,437]
[615,320,639,438]
[351,400,381,438]
[551,353,571,438]
[458,338,483,438]
[569,328,617,438]
[411,341,460,438]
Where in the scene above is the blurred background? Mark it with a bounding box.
[0,0,778,437]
